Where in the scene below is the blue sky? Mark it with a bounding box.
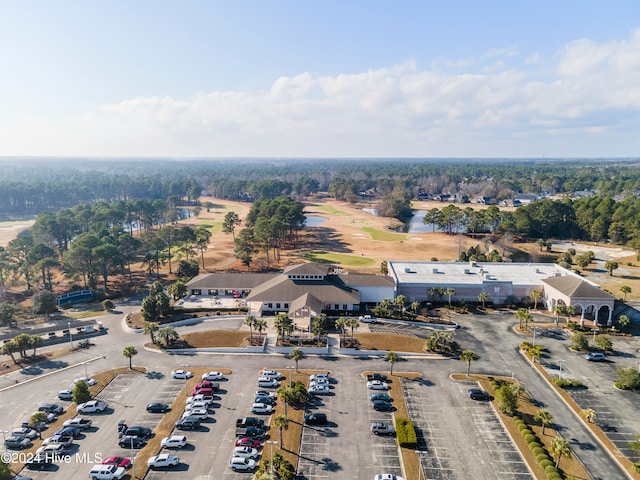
[2,1,640,158]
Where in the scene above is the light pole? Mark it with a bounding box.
[532,327,540,346]
[591,328,598,347]
[286,366,294,387]
[182,364,190,396]
[83,361,89,381]
[415,450,425,480]
[1,430,8,453]
[266,440,277,474]
[556,359,566,378]
[68,321,74,350]
[130,436,136,479]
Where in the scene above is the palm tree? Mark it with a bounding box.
[460,350,478,376]
[580,408,597,424]
[144,322,159,344]
[410,301,420,314]
[1,340,18,364]
[335,317,348,338]
[604,260,619,276]
[528,348,541,364]
[289,348,305,372]
[348,317,359,339]
[274,313,292,342]
[394,295,406,310]
[535,409,553,435]
[158,326,178,346]
[254,318,267,340]
[514,308,532,331]
[244,315,256,342]
[445,288,455,305]
[477,292,489,309]
[510,382,524,398]
[122,345,138,369]
[550,436,572,468]
[273,414,289,449]
[277,386,295,416]
[529,290,543,310]
[621,285,632,301]
[385,351,398,375]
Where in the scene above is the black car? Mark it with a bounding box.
[254,395,276,405]
[124,426,152,438]
[38,403,64,415]
[304,413,327,425]
[372,400,394,411]
[118,435,146,448]
[25,454,53,470]
[146,402,170,413]
[468,388,490,400]
[54,426,81,438]
[176,416,201,431]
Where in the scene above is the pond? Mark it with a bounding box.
[363,208,445,233]
[306,215,328,227]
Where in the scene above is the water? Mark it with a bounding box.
[306,215,328,227]
[362,207,448,233]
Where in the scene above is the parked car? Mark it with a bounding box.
[251,403,273,414]
[233,446,260,459]
[256,378,280,388]
[88,464,126,480]
[235,426,266,439]
[187,394,214,405]
[42,434,74,448]
[309,372,330,381]
[77,399,107,413]
[255,390,277,399]
[254,395,276,405]
[261,370,285,380]
[367,380,390,390]
[12,427,38,440]
[101,456,132,469]
[54,426,81,438]
[235,437,261,449]
[372,400,394,411]
[146,402,170,413]
[468,388,490,400]
[161,435,188,449]
[171,369,193,379]
[73,376,97,386]
[63,417,92,429]
[304,413,327,425]
[5,435,32,449]
[38,403,64,415]
[36,443,66,457]
[118,435,146,448]
[124,426,152,439]
[359,315,377,323]
[309,377,329,385]
[370,393,393,402]
[584,352,606,361]
[147,454,180,469]
[374,475,404,480]
[202,371,224,381]
[25,454,53,470]
[191,387,215,396]
[367,373,388,382]
[182,408,209,419]
[194,380,219,391]
[370,422,395,435]
[229,456,257,472]
[187,400,210,410]
[58,389,74,400]
[309,385,330,395]
[175,416,201,430]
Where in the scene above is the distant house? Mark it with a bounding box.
[433,193,451,202]
[474,196,494,205]
[514,194,537,205]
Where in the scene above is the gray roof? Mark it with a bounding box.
[289,293,324,316]
[337,273,395,287]
[186,273,278,290]
[284,263,334,276]
[246,275,360,304]
[542,276,614,300]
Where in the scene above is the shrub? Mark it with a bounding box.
[396,418,417,448]
[545,464,559,474]
[531,447,544,456]
[536,453,550,463]
[540,459,554,469]
[524,434,536,443]
[518,423,529,431]
[553,378,584,388]
[528,442,541,450]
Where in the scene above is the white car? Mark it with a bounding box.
[73,376,97,386]
[171,369,193,379]
[182,408,208,419]
[251,403,273,414]
[147,453,180,469]
[160,435,188,449]
[374,475,403,480]
[310,377,329,385]
[63,417,92,429]
[187,394,213,404]
[309,385,330,395]
[186,401,209,410]
[255,390,277,398]
[359,315,377,323]
[233,446,259,459]
[201,371,224,381]
[36,443,66,456]
[58,389,74,400]
[310,372,330,381]
[256,378,280,388]
[367,380,390,390]
[229,456,257,471]
[12,427,37,439]
[261,370,284,380]
[77,400,108,413]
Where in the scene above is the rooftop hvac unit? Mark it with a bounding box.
[469,261,477,267]
[464,269,470,274]
[555,272,562,277]
[432,268,439,274]
[405,268,411,273]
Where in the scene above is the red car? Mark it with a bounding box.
[102,456,132,469]
[235,437,261,449]
[192,387,214,396]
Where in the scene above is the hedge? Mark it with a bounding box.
[396,418,417,448]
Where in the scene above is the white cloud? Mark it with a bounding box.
[4,31,640,157]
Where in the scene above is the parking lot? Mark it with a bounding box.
[403,373,532,480]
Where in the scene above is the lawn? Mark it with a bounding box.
[362,226,407,242]
[304,251,377,267]
[317,204,353,216]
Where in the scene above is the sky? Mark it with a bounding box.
[1,1,640,158]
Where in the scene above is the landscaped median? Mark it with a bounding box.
[520,344,640,479]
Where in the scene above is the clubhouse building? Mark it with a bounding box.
[185,261,616,326]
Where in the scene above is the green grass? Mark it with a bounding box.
[317,205,352,216]
[305,251,377,267]
[66,310,107,319]
[206,222,223,235]
[363,227,407,242]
